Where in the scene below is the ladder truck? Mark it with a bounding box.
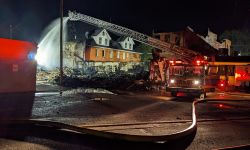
[68,11,209,98]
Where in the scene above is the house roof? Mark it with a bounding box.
[90,28,104,36]
[85,29,137,52]
[117,36,135,44]
[116,36,127,42]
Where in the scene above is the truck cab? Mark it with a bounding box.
[166,59,207,99]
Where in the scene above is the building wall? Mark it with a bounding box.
[82,61,144,73]
[153,28,218,56]
[153,32,184,47]
[204,30,232,55]
[85,46,141,62]
[64,42,84,68]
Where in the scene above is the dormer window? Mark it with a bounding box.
[105,39,108,45]
[91,29,111,46]
[117,36,134,50]
[99,37,102,45]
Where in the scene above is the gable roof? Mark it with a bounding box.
[116,36,127,42]
[91,28,103,36]
[117,36,135,44]
[90,28,111,40]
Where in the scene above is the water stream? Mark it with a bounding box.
[36,17,69,69]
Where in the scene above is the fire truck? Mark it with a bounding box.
[0,38,37,93]
[166,57,208,99]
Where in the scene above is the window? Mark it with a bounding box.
[99,37,102,45]
[123,52,126,59]
[105,39,108,45]
[175,36,180,45]
[102,50,105,58]
[218,66,226,75]
[227,65,235,76]
[110,50,113,58]
[165,34,170,42]
[129,44,132,49]
[208,66,218,75]
[117,51,120,59]
[96,49,99,57]
[102,31,105,36]
[125,43,127,49]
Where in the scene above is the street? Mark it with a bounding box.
[0,88,250,149]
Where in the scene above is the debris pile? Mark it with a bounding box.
[37,68,150,91]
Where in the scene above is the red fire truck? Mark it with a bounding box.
[0,38,37,93]
[166,57,208,99]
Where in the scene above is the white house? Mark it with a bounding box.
[91,29,112,47]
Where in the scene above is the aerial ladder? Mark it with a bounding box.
[68,11,201,84]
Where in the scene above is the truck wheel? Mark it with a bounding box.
[171,92,177,97]
[199,92,206,100]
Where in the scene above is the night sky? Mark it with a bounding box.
[0,0,249,42]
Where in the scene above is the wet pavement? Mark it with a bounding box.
[1,84,250,149]
[31,88,193,135]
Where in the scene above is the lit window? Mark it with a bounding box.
[127,52,129,58]
[110,50,113,58]
[123,52,126,59]
[117,51,120,59]
[96,49,99,57]
[99,37,102,45]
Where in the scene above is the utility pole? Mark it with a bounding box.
[60,0,64,87]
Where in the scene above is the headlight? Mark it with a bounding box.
[170,79,175,84]
[194,80,200,85]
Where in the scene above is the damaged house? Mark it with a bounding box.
[64,29,142,74]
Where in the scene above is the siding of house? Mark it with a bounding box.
[85,46,141,62]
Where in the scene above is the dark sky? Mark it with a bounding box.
[0,0,250,42]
